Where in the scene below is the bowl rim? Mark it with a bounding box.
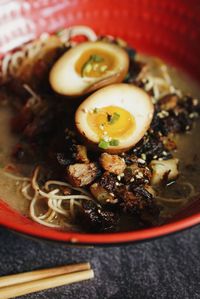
[0,200,200,244]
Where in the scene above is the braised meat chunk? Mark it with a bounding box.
[74,145,89,163]
[66,163,99,187]
[99,153,126,175]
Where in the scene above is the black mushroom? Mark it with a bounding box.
[76,200,119,232]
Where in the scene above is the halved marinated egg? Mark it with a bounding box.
[75,83,154,153]
[49,41,129,96]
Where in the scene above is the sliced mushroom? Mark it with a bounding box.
[150,158,179,185]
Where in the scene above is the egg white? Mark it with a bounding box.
[49,41,129,96]
[75,83,154,153]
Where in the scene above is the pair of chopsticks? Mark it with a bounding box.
[0,263,94,299]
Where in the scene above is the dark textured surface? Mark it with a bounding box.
[0,226,200,299]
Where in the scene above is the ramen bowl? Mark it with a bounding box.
[0,0,200,245]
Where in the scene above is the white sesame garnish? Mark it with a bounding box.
[193,99,198,106]
[137,158,146,164]
[117,173,124,181]
[189,112,199,119]
[162,151,168,156]
[157,110,169,119]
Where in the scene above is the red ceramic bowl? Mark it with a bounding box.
[0,0,200,245]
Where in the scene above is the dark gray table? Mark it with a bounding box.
[0,226,200,299]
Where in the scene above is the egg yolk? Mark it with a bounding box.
[87,105,135,140]
[75,49,115,78]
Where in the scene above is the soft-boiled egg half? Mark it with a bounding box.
[49,41,129,96]
[75,83,154,153]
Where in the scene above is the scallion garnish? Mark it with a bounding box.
[109,139,120,146]
[108,112,120,124]
[93,108,99,114]
[81,55,104,77]
[98,139,109,149]
[98,138,120,149]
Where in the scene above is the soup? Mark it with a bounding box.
[0,26,199,232]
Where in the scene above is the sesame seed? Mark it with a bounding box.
[193,99,198,106]
[189,112,199,119]
[162,151,168,156]
[157,110,169,119]
[137,158,145,164]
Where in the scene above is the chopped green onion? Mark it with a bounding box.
[98,139,109,149]
[84,63,93,74]
[109,139,119,146]
[81,55,104,77]
[98,138,120,149]
[92,55,104,62]
[93,108,99,114]
[100,65,108,72]
[108,112,120,124]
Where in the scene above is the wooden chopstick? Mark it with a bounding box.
[0,262,90,288]
[0,269,94,299]
[0,263,94,299]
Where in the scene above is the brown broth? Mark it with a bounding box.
[0,105,30,214]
